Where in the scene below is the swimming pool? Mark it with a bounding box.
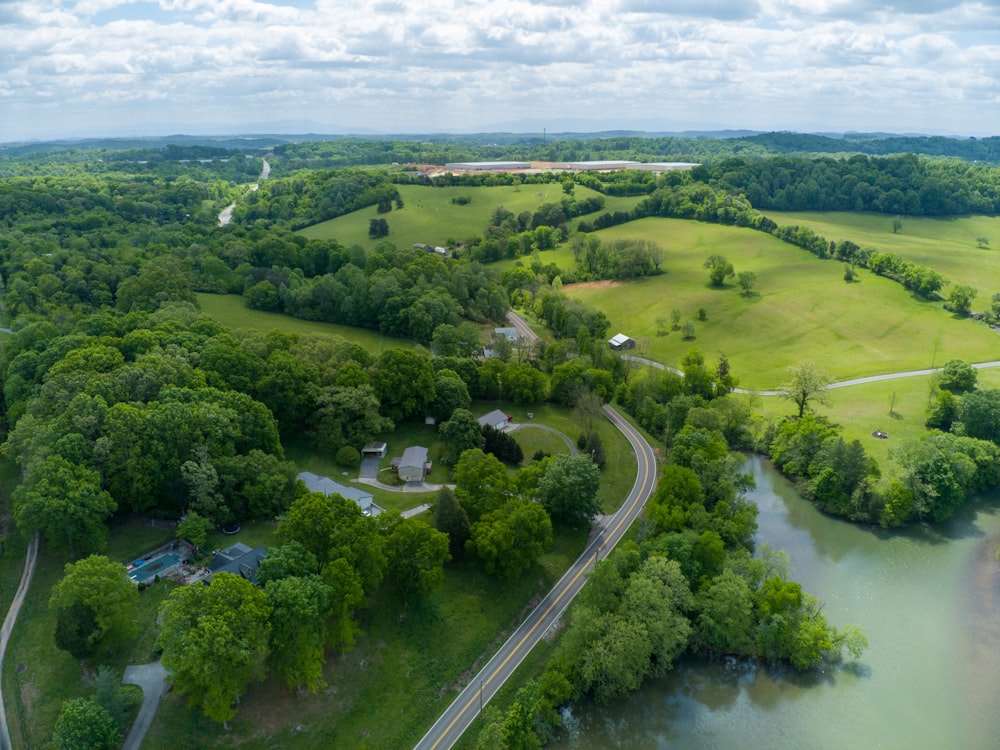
[129,553,181,583]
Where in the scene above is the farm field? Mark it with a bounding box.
[297,183,642,250]
[195,293,420,353]
[562,217,1000,389]
[764,211,1000,302]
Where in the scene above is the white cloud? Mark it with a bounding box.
[0,0,997,139]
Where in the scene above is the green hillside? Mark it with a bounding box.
[563,218,1000,389]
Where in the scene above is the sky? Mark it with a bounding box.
[1,0,999,141]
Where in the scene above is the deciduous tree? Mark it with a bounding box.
[467,500,552,577]
[49,555,138,657]
[703,255,734,286]
[537,454,602,528]
[781,361,832,418]
[159,572,272,724]
[51,698,120,750]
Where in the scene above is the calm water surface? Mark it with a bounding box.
[552,456,1000,750]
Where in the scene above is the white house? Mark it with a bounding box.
[394,446,430,482]
[297,471,374,515]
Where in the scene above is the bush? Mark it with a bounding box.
[336,445,362,468]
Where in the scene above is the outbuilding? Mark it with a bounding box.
[477,409,510,430]
[362,442,388,459]
[608,333,636,350]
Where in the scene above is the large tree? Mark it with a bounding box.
[49,555,139,657]
[536,454,602,528]
[382,515,452,602]
[467,500,552,578]
[781,361,832,418]
[372,348,436,422]
[438,408,483,464]
[14,455,116,558]
[453,448,513,521]
[311,383,393,454]
[703,255,735,286]
[159,572,272,724]
[265,574,333,692]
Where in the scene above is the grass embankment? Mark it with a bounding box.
[297,183,643,250]
[764,211,1000,300]
[756,366,1000,479]
[195,293,420,354]
[561,218,1000,389]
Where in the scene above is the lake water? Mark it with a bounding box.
[551,456,1000,750]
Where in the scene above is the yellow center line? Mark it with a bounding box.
[426,408,656,749]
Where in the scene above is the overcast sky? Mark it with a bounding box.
[2,0,999,141]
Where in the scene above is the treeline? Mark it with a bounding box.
[479,368,865,746]
[700,154,1000,215]
[266,132,1000,172]
[245,243,509,344]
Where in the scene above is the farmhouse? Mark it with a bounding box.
[297,471,375,515]
[608,333,636,350]
[478,409,510,430]
[494,327,519,343]
[392,446,431,482]
[207,542,267,583]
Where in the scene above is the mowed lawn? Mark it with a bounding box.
[195,293,420,354]
[297,183,640,250]
[764,211,1000,302]
[563,218,1000,390]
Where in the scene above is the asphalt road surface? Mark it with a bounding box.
[413,404,658,750]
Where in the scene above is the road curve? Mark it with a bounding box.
[0,532,39,750]
[623,355,1000,397]
[414,405,657,750]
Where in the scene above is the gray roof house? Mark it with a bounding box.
[297,471,374,515]
[494,327,520,343]
[477,409,510,430]
[393,446,431,482]
[207,542,267,583]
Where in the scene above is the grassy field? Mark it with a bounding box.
[764,211,1000,302]
[561,217,1000,390]
[297,183,642,250]
[195,293,420,354]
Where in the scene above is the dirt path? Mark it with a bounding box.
[0,532,38,750]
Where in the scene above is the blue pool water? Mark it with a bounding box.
[129,553,181,583]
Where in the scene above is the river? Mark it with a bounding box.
[552,456,1000,749]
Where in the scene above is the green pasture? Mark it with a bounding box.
[195,293,420,354]
[563,218,1000,390]
[297,183,636,250]
[512,425,575,465]
[764,211,1000,302]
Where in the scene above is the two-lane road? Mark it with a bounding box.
[414,405,658,750]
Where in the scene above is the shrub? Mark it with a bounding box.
[336,445,362,468]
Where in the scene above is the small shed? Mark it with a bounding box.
[478,409,510,430]
[362,442,388,459]
[396,446,430,482]
[207,542,267,583]
[297,471,374,515]
[608,333,636,350]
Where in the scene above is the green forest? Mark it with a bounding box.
[1,131,999,748]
